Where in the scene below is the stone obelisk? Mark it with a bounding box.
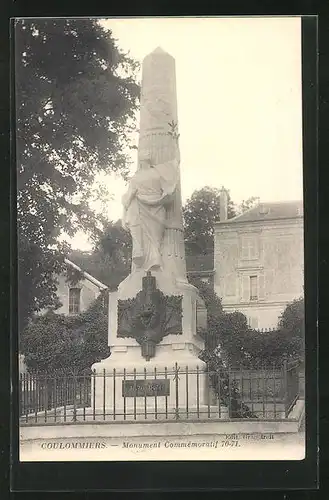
[91,48,207,417]
[138,47,187,286]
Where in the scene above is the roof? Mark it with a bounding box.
[217,201,303,224]
[64,259,108,291]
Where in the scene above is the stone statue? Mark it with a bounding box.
[122,140,180,275]
[118,47,188,298]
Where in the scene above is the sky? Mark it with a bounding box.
[67,16,303,251]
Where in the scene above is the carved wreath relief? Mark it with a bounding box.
[117,272,183,360]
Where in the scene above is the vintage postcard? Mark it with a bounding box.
[15,16,307,463]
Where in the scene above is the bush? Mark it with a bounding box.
[191,278,304,367]
[193,281,304,417]
[277,297,304,361]
[20,293,110,374]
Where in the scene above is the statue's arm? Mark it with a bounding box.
[139,192,171,207]
[122,180,137,209]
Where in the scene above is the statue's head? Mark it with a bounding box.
[138,150,152,170]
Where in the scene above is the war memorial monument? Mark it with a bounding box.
[17,20,307,469]
[91,47,209,417]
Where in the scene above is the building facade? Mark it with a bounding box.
[20,260,108,373]
[41,259,108,317]
[56,259,108,316]
[213,201,304,329]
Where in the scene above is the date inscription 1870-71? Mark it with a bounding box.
[122,379,170,398]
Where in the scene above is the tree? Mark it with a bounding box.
[191,279,304,417]
[235,196,260,215]
[20,295,109,373]
[278,297,304,338]
[277,297,305,360]
[191,276,258,417]
[15,19,140,330]
[69,219,132,290]
[192,278,303,368]
[182,186,236,256]
[20,311,74,373]
[95,219,132,287]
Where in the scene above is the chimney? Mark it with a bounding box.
[258,202,269,215]
[220,187,228,221]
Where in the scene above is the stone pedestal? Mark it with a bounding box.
[91,283,208,417]
[91,349,208,420]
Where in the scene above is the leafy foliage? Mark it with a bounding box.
[18,241,67,330]
[199,349,258,418]
[191,279,304,368]
[93,219,132,289]
[182,186,236,255]
[235,196,260,215]
[15,18,140,330]
[277,297,305,360]
[278,297,304,339]
[192,279,303,417]
[20,295,110,373]
[69,220,132,290]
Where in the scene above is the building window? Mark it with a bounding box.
[241,236,258,260]
[249,276,258,301]
[69,288,81,314]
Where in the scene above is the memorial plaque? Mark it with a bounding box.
[122,379,170,397]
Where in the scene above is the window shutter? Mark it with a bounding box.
[258,272,265,299]
[62,287,69,314]
[241,275,250,302]
[249,276,258,300]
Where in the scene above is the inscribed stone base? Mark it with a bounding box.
[91,344,208,414]
[92,267,208,416]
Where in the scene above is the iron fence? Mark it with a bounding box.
[19,372,92,423]
[284,358,300,416]
[19,360,300,425]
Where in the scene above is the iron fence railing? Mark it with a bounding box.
[284,358,300,417]
[19,360,300,425]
